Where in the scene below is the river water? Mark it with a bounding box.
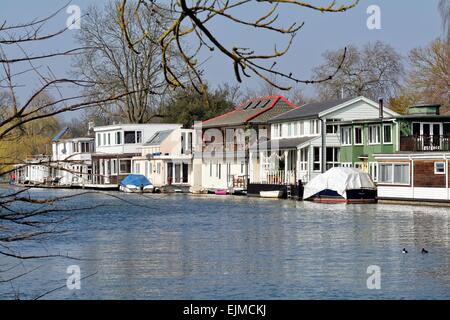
[1,188,449,299]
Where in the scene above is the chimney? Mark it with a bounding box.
[379,98,384,119]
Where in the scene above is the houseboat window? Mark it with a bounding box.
[354,127,363,145]
[148,162,152,174]
[368,125,381,144]
[423,123,431,136]
[124,131,136,144]
[340,127,352,145]
[434,162,445,174]
[383,124,392,144]
[103,133,106,146]
[369,162,378,182]
[299,148,308,171]
[241,161,245,174]
[137,131,142,143]
[216,163,221,179]
[273,124,281,138]
[379,164,392,183]
[157,163,161,174]
[278,124,283,137]
[394,164,409,184]
[106,160,111,175]
[97,133,101,146]
[313,147,321,171]
[326,121,339,134]
[209,163,213,177]
[111,160,117,174]
[412,123,420,136]
[379,163,409,184]
[287,123,292,137]
[134,162,140,173]
[293,122,298,136]
[314,120,320,134]
[310,120,319,135]
[188,132,193,153]
[326,147,340,170]
[116,132,122,145]
[119,160,131,174]
[299,122,304,136]
[181,132,186,154]
[444,123,450,136]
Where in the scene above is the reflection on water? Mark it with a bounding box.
[0,188,449,299]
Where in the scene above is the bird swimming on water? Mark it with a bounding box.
[402,248,408,254]
[421,248,429,254]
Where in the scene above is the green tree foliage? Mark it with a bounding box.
[162,85,238,127]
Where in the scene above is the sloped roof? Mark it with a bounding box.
[257,136,317,150]
[52,127,70,142]
[201,96,298,128]
[269,97,356,122]
[144,130,173,146]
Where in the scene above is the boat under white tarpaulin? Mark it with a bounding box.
[303,167,376,200]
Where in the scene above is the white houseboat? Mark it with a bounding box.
[91,123,182,187]
[131,127,196,189]
[51,127,95,186]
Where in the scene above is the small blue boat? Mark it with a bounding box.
[120,174,154,193]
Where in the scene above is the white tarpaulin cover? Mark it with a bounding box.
[303,167,376,200]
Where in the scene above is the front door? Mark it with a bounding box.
[167,162,173,185]
[182,163,189,183]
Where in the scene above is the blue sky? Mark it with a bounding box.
[0,0,444,119]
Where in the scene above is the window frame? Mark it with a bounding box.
[378,162,410,185]
[369,162,378,182]
[340,127,352,146]
[368,125,381,145]
[383,124,393,144]
[313,147,321,172]
[354,126,363,145]
[326,147,340,170]
[434,162,446,175]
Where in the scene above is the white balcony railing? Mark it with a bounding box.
[259,170,297,185]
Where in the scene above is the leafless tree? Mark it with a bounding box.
[313,41,404,101]
[406,39,450,113]
[439,0,450,41]
[240,76,311,105]
[73,2,179,123]
[117,0,359,94]
[0,3,141,298]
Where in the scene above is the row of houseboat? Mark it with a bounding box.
[11,95,450,203]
